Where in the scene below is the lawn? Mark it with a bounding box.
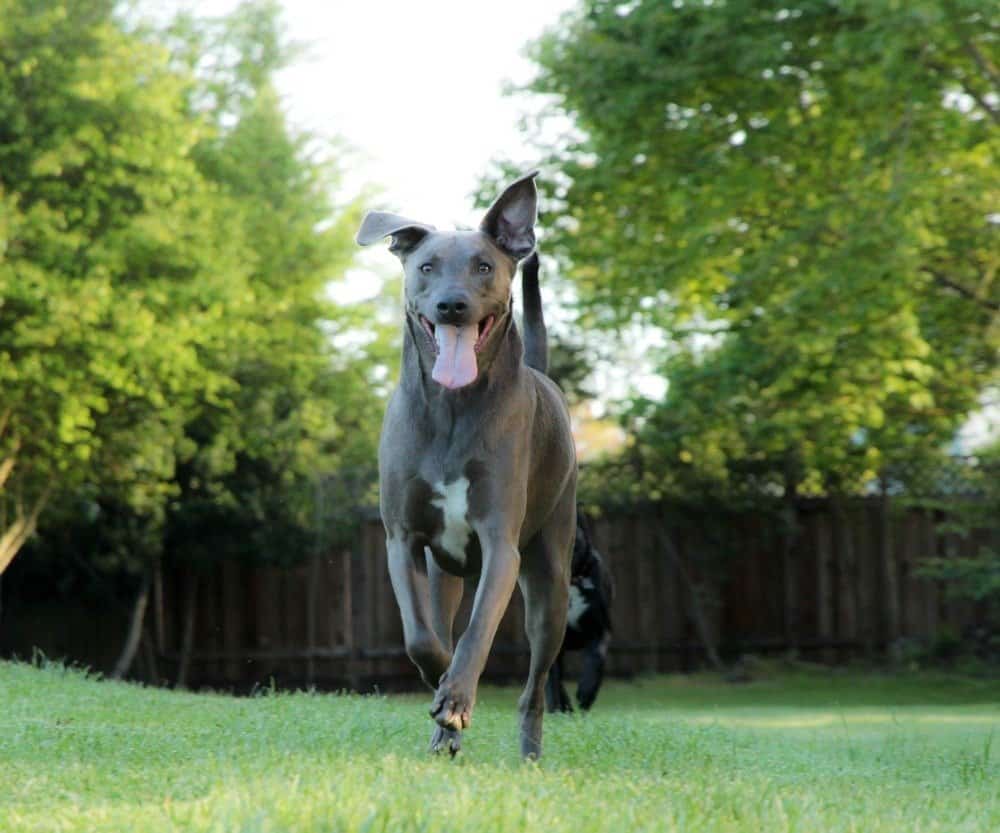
[0,661,997,832]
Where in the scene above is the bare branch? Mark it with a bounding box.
[959,80,1000,126]
[923,56,1000,126]
[0,484,52,574]
[921,267,1000,312]
[0,456,16,493]
[942,0,1000,90]
[962,38,1000,92]
[939,1,1000,125]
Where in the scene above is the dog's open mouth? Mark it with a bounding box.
[418,313,497,390]
[419,314,496,355]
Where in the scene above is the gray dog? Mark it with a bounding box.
[356,172,577,759]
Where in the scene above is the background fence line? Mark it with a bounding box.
[1,496,994,690]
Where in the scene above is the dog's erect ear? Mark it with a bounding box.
[356,211,435,256]
[480,171,538,260]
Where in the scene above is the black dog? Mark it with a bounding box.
[545,513,613,712]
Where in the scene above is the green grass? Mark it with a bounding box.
[1,661,997,832]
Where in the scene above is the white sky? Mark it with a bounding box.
[163,0,669,405]
[189,0,578,225]
[270,0,582,306]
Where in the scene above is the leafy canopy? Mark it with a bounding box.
[525,0,998,497]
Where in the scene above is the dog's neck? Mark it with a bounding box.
[400,304,524,411]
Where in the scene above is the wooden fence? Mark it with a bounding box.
[2,498,994,690]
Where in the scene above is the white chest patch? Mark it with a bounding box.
[431,477,471,564]
[567,585,588,629]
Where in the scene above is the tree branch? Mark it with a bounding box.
[0,456,15,493]
[959,79,1000,126]
[942,0,1000,91]
[923,56,1000,126]
[921,267,1000,312]
[0,484,52,574]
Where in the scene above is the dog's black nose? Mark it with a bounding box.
[436,295,470,324]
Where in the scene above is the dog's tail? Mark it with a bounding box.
[521,251,548,374]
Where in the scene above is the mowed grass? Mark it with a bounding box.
[0,661,997,833]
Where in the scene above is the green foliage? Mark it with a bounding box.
[161,1,386,566]
[0,0,251,569]
[919,444,1000,623]
[2,661,999,832]
[523,0,999,500]
[547,334,596,405]
[921,552,1000,602]
[0,0,384,574]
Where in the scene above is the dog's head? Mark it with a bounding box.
[356,173,538,390]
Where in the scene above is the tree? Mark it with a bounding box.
[148,2,389,681]
[522,0,998,497]
[918,443,1000,650]
[144,3,383,583]
[1,1,388,680]
[0,0,250,574]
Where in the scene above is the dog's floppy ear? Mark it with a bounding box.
[356,211,435,256]
[480,171,538,260]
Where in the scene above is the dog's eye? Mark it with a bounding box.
[477,263,492,275]
[419,263,433,275]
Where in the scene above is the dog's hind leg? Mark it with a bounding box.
[544,649,573,713]
[519,546,570,758]
[428,553,464,654]
[577,633,609,711]
[518,493,575,758]
[387,537,451,689]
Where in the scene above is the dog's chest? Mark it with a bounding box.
[402,474,476,568]
[429,477,472,563]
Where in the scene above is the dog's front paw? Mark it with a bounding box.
[429,678,475,731]
[430,725,462,757]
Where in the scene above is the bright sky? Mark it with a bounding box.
[167,0,666,406]
[193,0,578,226]
[228,0,583,305]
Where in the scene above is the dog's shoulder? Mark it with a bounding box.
[527,367,571,419]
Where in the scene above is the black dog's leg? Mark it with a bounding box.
[576,634,609,711]
[545,649,573,713]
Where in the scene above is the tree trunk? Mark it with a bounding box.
[654,518,725,672]
[141,624,160,685]
[0,486,52,575]
[111,569,152,680]
[176,573,199,689]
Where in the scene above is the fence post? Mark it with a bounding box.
[781,461,800,655]
[176,572,199,689]
[153,557,164,654]
[879,478,901,662]
[815,510,835,662]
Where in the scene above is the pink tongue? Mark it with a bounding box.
[432,324,478,389]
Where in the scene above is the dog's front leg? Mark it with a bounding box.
[387,536,452,689]
[429,534,519,732]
